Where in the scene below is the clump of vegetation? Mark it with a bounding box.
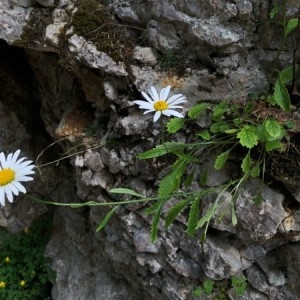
[193,276,247,299]
[158,49,185,71]
[0,215,54,300]
[72,0,135,63]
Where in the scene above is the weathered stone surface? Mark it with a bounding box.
[235,179,286,242]
[1,0,300,299]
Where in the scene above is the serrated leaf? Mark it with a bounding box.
[265,140,282,151]
[210,122,230,133]
[188,103,209,119]
[96,206,119,232]
[212,101,228,121]
[284,18,299,37]
[250,164,260,178]
[280,65,295,84]
[198,130,211,140]
[158,157,188,197]
[150,203,163,242]
[214,151,230,170]
[265,119,282,138]
[166,118,185,133]
[137,142,186,159]
[186,198,200,236]
[109,188,145,198]
[237,125,259,148]
[165,199,191,228]
[241,152,251,173]
[144,202,161,215]
[273,74,291,111]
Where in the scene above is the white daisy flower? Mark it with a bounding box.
[133,85,186,122]
[0,150,35,206]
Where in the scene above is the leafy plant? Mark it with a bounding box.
[193,276,247,299]
[0,215,54,300]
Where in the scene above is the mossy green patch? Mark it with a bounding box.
[72,0,135,63]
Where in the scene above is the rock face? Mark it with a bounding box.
[0,0,300,299]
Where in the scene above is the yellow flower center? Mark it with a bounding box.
[0,169,15,186]
[0,282,6,289]
[154,101,168,111]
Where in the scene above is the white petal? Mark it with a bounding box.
[167,94,185,104]
[169,98,186,106]
[8,183,19,196]
[16,169,35,177]
[134,101,154,110]
[160,86,171,100]
[4,186,13,203]
[150,86,159,101]
[15,157,26,165]
[163,109,184,118]
[14,161,34,172]
[15,176,34,182]
[143,110,155,115]
[11,181,26,194]
[0,188,5,206]
[10,150,21,167]
[153,111,161,122]
[5,153,13,168]
[141,92,154,104]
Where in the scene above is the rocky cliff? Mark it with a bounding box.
[0,0,300,299]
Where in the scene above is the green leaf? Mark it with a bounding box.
[137,142,186,159]
[158,157,188,197]
[280,65,295,84]
[265,119,282,139]
[184,170,195,187]
[109,188,145,198]
[250,164,260,178]
[166,118,185,133]
[212,101,228,121]
[96,206,119,232]
[273,74,291,111]
[253,194,263,205]
[241,152,251,173]
[203,279,215,295]
[231,276,247,296]
[210,122,230,133]
[188,103,209,119]
[284,119,295,129]
[186,198,200,236]
[265,140,282,151]
[197,130,211,140]
[200,170,208,185]
[269,4,282,19]
[214,151,230,170]
[165,199,191,228]
[151,203,163,242]
[225,129,238,134]
[284,18,299,37]
[237,125,259,148]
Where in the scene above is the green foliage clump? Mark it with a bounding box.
[0,216,54,300]
[193,276,247,299]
